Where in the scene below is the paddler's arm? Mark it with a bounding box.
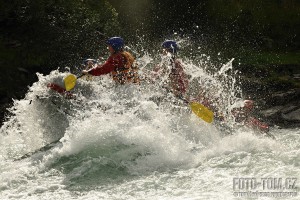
[82,57,115,76]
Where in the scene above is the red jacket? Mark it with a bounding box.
[88,52,139,84]
[88,53,125,76]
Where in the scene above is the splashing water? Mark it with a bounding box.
[0,52,299,200]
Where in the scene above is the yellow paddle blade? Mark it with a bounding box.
[190,102,214,123]
[64,74,77,91]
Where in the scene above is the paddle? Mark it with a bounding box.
[64,74,84,91]
[162,86,214,123]
[189,102,214,123]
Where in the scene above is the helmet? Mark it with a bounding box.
[162,40,178,54]
[106,37,124,51]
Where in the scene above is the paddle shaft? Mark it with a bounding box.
[77,74,85,79]
[161,86,214,123]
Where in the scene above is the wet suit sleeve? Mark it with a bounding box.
[88,57,115,76]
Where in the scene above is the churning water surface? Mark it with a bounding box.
[0,54,299,200]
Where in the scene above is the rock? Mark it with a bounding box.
[266,89,300,106]
[281,105,298,114]
[282,108,300,121]
[260,106,284,118]
[293,74,300,80]
[259,91,300,127]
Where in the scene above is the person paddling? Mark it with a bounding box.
[152,40,189,99]
[82,37,140,84]
[232,100,270,133]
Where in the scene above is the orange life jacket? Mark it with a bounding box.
[111,51,140,84]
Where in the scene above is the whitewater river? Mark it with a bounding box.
[0,56,299,200]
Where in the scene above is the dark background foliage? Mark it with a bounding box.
[0,0,300,123]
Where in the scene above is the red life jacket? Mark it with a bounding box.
[168,59,189,95]
[245,117,269,133]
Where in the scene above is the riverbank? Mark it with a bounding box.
[235,50,300,128]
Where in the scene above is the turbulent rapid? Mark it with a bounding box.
[0,54,299,200]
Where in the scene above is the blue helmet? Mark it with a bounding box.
[106,37,124,51]
[162,40,178,54]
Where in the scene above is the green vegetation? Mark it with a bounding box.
[0,0,299,104]
[0,0,120,70]
[0,0,120,102]
[234,50,300,89]
[238,51,300,66]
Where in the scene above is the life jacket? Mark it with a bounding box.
[245,117,269,133]
[111,51,140,84]
[168,59,188,95]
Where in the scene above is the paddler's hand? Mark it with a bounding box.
[82,70,89,75]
